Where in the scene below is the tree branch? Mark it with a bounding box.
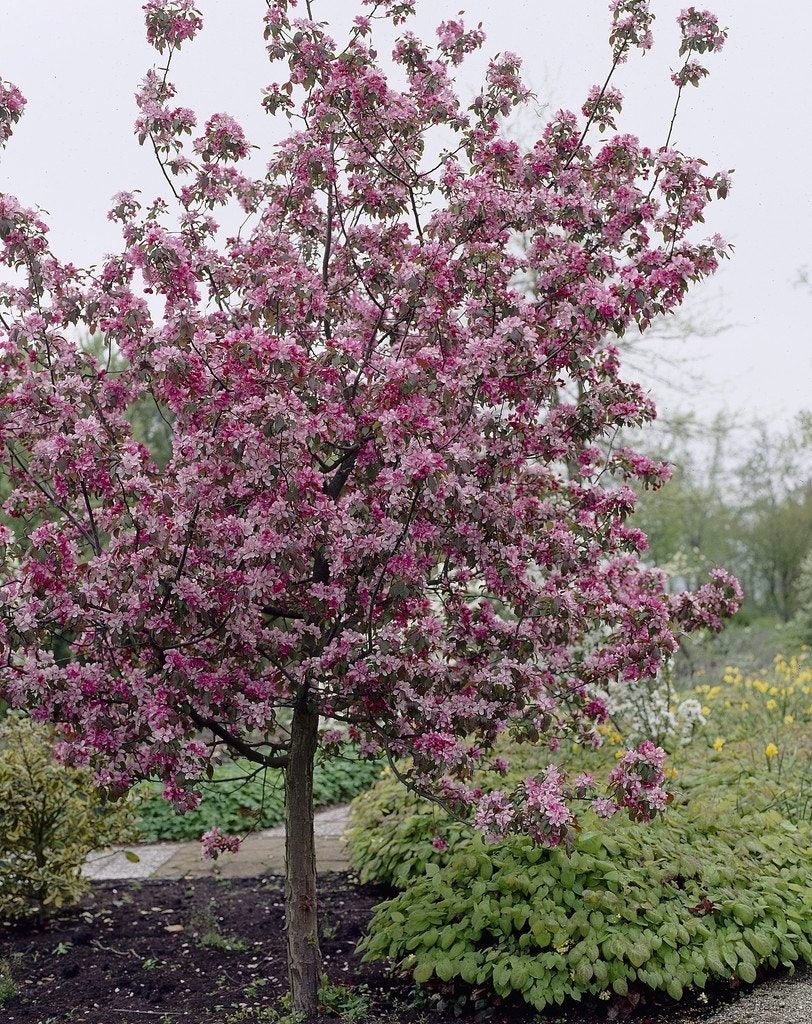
[190,711,289,768]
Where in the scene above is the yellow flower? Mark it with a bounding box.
[784,715,795,726]
[765,743,779,759]
[665,767,679,779]
[701,706,711,716]
[766,699,777,710]
[712,737,725,751]
[740,701,749,711]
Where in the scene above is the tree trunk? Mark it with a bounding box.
[285,701,322,1017]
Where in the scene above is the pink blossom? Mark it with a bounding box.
[677,8,727,55]
[194,113,249,163]
[582,84,624,131]
[573,773,595,793]
[0,79,26,148]
[321,727,344,746]
[200,826,241,860]
[593,797,617,819]
[672,61,710,88]
[162,780,202,812]
[609,0,654,62]
[436,19,485,65]
[143,0,203,54]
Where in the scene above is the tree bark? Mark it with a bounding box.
[285,701,322,1017]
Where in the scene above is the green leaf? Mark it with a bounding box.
[439,927,456,950]
[737,961,757,984]
[493,962,512,993]
[612,977,629,996]
[574,959,594,986]
[435,957,454,982]
[531,923,552,948]
[511,963,530,990]
[413,961,434,985]
[631,940,653,968]
[733,902,754,926]
[459,955,479,985]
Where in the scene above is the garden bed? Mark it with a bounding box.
[0,873,763,1024]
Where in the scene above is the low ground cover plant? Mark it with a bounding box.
[135,746,383,843]
[350,647,812,1012]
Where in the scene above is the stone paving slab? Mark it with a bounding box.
[83,803,351,881]
[82,841,185,881]
[151,833,349,879]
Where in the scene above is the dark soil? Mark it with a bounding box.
[0,873,755,1024]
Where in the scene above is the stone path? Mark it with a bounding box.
[82,803,351,881]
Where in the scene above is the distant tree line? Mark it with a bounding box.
[632,411,812,623]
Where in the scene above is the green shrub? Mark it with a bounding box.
[347,744,618,889]
[350,732,812,1013]
[349,646,812,1012]
[358,798,812,1012]
[0,712,139,922]
[135,747,383,842]
[347,768,473,887]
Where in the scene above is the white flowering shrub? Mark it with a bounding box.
[601,662,706,748]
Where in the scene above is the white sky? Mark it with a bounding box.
[1,1,810,429]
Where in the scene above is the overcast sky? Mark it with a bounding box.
[1,1,810,431]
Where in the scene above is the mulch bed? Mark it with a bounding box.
[0,873,744,1023]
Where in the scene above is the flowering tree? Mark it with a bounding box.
[0,0,739,1014]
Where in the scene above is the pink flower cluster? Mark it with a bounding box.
[143,0,204,54]
[608,0,654,62]
[193,114,250,164]
[671,61,710,88]
[582,85,624,132]
[436,19,486,66]
[605,740,668,821]
[669,569,743,633]
[134,69,197,156]
[0,78,26,148]
[671,8,726,91]
[677,7,727,55]
[200,827,241,860]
